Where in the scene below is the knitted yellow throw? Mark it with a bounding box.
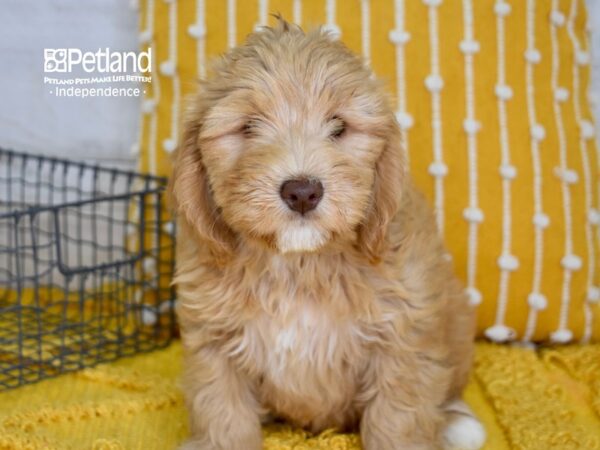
[2,342,600,449]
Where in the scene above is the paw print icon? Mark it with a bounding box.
[44,49,68,72]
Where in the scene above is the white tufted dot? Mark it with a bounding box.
[499,164,517,180]
[485,324,516,342]
[396,111,414,130]
[564,169,579,184]
[163,138,177,153]
[465,287,482,306]
[142,99,156,114]
[188,23,207,39]
[425,74,444,92]
[143,257,156,273]
[498,254,519,271]
[389,29,411,45]
[142,308,158,326]
[524,49,542,64]
[554,87,569,102]
[323,24,341,39]
[533,212,550,229]
[587,287,600,304]
[139,29,152,44]
[576,50,590,66]
[459,39,480,54]
[579,120,595,139]
[555,167,579,184]
[423,0,442,6]
[443,414,487,450]
[428,161,448,178]
[495,84,513,100]
[163,221,175,235]
[528,292,548,310]
[159,299,176,313]
[253,23,266,33]
[588,208,600,225]
[160,60,176,77]
[463,207,484,224]
[463,119,481,135]
[130,143,140,156]
[429,162,448,178]
[561,254,582,271]
[530,123,546,141]
[494,2,511,17]
[549,10,566,27]
[550,329,573,344]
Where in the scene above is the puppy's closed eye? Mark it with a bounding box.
[241,119,261,138]
[329,115,347,139]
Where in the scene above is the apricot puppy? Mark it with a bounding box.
[170,18,485,450]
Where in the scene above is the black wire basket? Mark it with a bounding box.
[0,148,176,390]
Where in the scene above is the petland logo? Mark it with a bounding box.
[44,48,152,73]
[44,48,152,98]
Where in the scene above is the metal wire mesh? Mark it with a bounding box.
[0,148,176,390]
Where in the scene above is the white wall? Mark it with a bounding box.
[0,0,598,164]
[0,0,140,167]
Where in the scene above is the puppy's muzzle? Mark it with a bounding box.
[280,178,324,215]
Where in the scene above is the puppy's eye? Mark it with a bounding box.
[329,116,346,139]
[241,121,256,137]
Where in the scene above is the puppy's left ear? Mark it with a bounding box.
[356,117,405,263]
[168,99,236,264]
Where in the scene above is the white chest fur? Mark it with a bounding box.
[221,252,380,422]
[231,297,369,396]
[256,301,368,423]
[268,302,342,376]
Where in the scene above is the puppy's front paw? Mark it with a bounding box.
[442,414,486,450]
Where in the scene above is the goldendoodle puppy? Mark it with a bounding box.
[170,18,485,450]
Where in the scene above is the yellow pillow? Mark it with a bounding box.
[135,0,600,343]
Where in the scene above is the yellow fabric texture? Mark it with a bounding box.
[2,341,600,449]
[137,0,600,343]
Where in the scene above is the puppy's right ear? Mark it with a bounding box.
[168,101,235,262]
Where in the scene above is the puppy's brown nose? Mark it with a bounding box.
[280,179,324,214]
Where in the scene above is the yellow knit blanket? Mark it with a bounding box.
[2,342,600,449]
